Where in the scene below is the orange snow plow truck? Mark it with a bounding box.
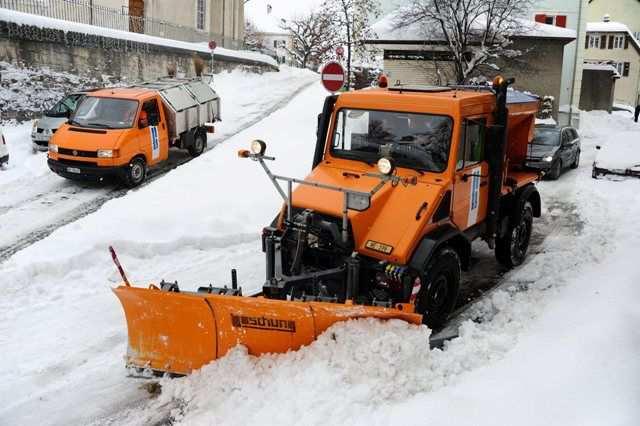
[113,77,541,375]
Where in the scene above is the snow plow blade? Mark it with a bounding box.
[113,285,422,376]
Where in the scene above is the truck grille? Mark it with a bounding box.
[59,148,98,158]
[57,158,98,167]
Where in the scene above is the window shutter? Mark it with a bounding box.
[623,62,630,77]
[624,37,629,49]
[608,35,614,49]
[556,15,567,28]
[600,35,607,49]
[535,14,546,23]
[585,35,589,49]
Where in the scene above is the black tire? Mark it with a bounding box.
[415,247,461,329]
[188,130,206,157]
[495,201,533,268]
[123,157,147,188]
[547,160,561,180]
[570,150,580,169]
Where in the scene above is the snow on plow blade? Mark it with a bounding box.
[113,285,422,375]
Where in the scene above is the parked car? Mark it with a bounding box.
[0,126,8,167]
[32,91,94,152]
[525,125,581,179]
[592,131,640,179]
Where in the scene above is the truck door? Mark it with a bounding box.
[140,98,169,165]
[452,118,490,231]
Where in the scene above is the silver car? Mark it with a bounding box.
[31,92,90,152]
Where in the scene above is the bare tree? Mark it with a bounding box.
[395,0,533,83]
[322,0,381,88]
[280,11,334,69]
[244,20,265,50]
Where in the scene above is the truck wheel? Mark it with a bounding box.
[495,201,533,268]
[571,150,580,169]
[415,247,461,329]
[547,160,561,180]
[124,157,146,188]
[188,131,206,157]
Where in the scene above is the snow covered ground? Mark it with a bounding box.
[0,66,316,260]
[1,75,639,426]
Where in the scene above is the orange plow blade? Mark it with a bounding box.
[113,285,422,375]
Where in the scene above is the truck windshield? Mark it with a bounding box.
[331,109,453,172]
[71,97,139,129]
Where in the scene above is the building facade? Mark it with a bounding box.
[530,0,582,109]
[365,16,575,119]
[583,20,640,107]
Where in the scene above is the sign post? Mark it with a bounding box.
[208,40,217,82]
[320,61,346,93]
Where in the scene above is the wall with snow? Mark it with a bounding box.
[0,19,275,85]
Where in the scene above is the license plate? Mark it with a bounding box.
[66,167,81,174]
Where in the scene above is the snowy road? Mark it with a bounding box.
[1,75,639,426]
[0,67,316,262]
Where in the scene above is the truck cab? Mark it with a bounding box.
[48,80,219,187]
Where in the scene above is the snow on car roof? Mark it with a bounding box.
[369,12,576,43]
[595,131,640,172]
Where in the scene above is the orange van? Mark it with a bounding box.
[48,79,220,186]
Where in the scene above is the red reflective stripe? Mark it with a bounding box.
[556,15,567,28]
[534,14,546,23]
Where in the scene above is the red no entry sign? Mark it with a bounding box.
[208,40,217,50]
[321,61,346,93]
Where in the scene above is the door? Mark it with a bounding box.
[452,118,490,231]
[559,128,576,167]
[140,98,169,165]
[129,0,144,33]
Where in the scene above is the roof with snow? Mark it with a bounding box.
[366,12,576,44]
[586,21,640,53]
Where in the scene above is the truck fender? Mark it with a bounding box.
[409,225,472,272]
[514,184,541,220]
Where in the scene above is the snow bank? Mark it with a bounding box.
[0,9,277,67]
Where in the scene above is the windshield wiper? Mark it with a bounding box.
[86,122,112,129]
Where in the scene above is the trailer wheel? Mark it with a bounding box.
[416,247,461,329]
[123,157,147,188]
[495,201,533,268]
[188,131,206,157]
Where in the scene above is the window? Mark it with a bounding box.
[588,34,601,49]
[612,35,625,49]
[457,119,485,170]
[142,99,161,126]
[534,14,567,28]
[196,0,206,31]
[72,98,139,129]
[332,109,453,172]
[614,62,624,75]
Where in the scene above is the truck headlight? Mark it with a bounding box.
[377,157,395,175]
[97,149,118,158]
[49,144,58,153]
[543,156,553,162]
[250,140,266,155]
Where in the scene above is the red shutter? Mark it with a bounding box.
[535,14,546,23]
[600,35,607,49]
[625,37,630,49]
[556,15,567,27]
[608,35,614,49]
[623,62,630,77]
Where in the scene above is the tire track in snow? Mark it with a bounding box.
[0,80,315,264]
